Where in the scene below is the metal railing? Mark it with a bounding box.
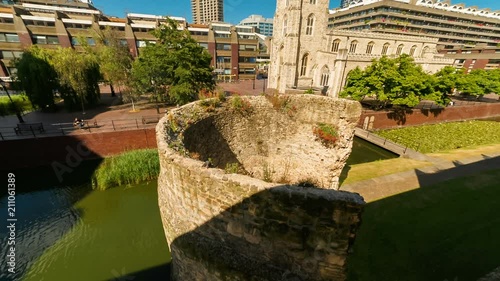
[0,115,161,141]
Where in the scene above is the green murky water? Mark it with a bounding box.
[0,182,170,281]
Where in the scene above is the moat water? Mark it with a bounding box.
[0,137,394,281]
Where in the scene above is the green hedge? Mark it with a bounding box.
[0,94,32,116]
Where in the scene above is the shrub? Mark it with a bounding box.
[313,123,338,147]
[230,95,252,114]
[224,162,240,174]
[91,149,160,191]
[265,94,297,117]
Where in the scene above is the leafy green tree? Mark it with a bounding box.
[14,46,58,111]
[51,47,101,111]
[341,54,443,107]
[92,27,133,96]
[130,17,214,105]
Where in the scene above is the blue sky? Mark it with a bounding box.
[92,0,500,24]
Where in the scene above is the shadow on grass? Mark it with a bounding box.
[347,156,500,281]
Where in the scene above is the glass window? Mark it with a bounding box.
[396,44,404,55]
[366,41,374,54]
[331,39,340,52]
[320,66,329,86]
[300,53,308,76]
[381,43,390,55]
[5,33,20,43]
[305,15,314,35]
[216,43,231,50]
[47,36,59,45]
[238,57,256,63]
[409,45,417,56]
[199,42,208,49]
[349,40,358,53]
[33,35,47,44]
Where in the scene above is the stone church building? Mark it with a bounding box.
[268,0,454,97]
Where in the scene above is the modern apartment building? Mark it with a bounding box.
[0,0,261,82]
[328,0,500,72]
[191,0,223,24]
[239,14,274,37]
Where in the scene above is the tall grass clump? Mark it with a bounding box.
[92,149,160,191]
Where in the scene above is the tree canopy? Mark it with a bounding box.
[130,18,215,105]
[15,46,58,111]
[340,54,444,108]
[341,55,500,108]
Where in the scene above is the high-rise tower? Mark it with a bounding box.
[191,0,224,24]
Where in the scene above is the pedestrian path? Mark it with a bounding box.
[340,150,500,203]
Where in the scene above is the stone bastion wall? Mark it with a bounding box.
[156,95,365,280]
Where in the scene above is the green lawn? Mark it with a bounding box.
[347,168,500,281]
[0,94,32,116]
[377,121,500,153]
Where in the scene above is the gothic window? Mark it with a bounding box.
[310,0,316,4]
[420,46,430,57]
[320,66,329,86]
[283,15,288,35]
[409,45,417,57]
[300,53,308,76]
[396,44,404,55]
[331,39,340,52]
[305,14,314,35]
[366,41,374,54]
[381,43,390,55]
[286,0,289,6]
[349,40,358,53]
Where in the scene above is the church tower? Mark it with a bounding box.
[269,0,330,93]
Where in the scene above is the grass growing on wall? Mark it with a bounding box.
[92,149,160,191]
[377,121,500,153]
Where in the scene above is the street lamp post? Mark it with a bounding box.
[0,80,24,123]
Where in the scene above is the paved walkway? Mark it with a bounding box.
[340,150,500,203]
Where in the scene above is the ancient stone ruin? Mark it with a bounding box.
[156,95,365,280]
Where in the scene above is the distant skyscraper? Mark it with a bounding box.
[239,14,274,37]
[191,0,223,24]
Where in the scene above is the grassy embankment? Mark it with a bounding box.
[0,94,33,116]
[346,121,500,280]
[342,121,500,184]
[92,149,159,191]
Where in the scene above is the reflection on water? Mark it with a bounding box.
[0,182,170,281]
[347,137,398,165]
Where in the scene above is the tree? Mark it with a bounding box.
[91,27,133,97]
[457,69,500,97]
[51,47,101,111]
[340,54,443,107]
[130,17,214,106]
[14,46,58,111]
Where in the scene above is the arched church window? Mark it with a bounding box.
[320,66,330,86]
[366,41,375,54]
[331,39,340,52]
[381,43,390,55]
[310,0,316,4]
[349,40,358,53]
[305,14,314,35]
[396,44,404,55]
[420,46,430,57]
[409,45,417,57]
[300,53,308,76]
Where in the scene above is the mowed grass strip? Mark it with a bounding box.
[92,149,160,191]
[377,121,500,153]
[340,158,431,185]
[0,94,33,116]
[347,168,500,281]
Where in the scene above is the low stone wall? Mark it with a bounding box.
[156,95,365,280]
[359,102,500,130]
